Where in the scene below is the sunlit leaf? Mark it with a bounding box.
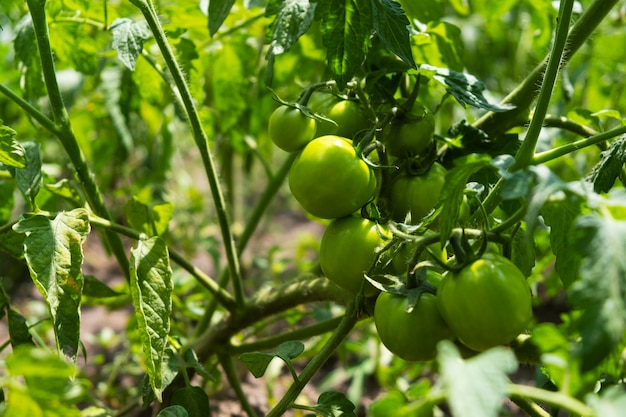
[314,391,357,417]
[13,209,90,359]
[371,0,415,70]
[437,341,518,417]
[0,125,26,168]
[110,18,151,71]
[11,141,42,209]
[130,237,173,402]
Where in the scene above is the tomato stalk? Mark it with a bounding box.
[129,0,246,308]
[25,0,130,279]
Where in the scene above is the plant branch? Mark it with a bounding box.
[512,0,575,170]
[0,83,60,135]
[265,300,359,417]
[507,384,594,417]
[473,0,620,137]
[25,0,130,278]
[129,0,245,307]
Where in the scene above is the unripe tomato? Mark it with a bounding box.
[319,216,391,294]
[389,162,447,224]
[437,253,533,351]
[289,135,376,219]
[268,106,317,152]
[374,291,453,361]
[385,104,435,158]
[324,100,370,139]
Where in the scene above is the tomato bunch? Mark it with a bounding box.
[268,88,533,362]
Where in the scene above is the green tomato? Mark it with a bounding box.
[437,253,533,351]
[389,162,447,224]
[374,291,453,361]
[325,100,370,139]
[385,104,435,158]
[289,135,377,219]
[268,106,317,152]
[320,216,391,294]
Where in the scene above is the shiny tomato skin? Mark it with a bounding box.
[436,253,532,351]
[374,291,453,361]
[320,216,391,294]
[288,135,376,219]
[389,162,447,224]
[268,106,317,152]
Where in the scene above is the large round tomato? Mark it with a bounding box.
[389,162,447,224]
[289,135,376,219]
[374,291,453,361]
[385,104,435,158]
[268,106,317,152]
[436,253,532,351]
[319,216,391,294]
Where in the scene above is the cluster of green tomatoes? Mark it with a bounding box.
[268,89,532,362]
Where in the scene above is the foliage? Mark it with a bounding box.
[1,0,626,416]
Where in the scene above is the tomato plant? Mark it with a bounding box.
[437,253,533,351]
[288,135,376,219]
[374,290,453,362]
[268,105,317,152]
[319,216,391,294]
[388,162,447,223]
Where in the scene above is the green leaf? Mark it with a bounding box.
[0,179,15,224]
[14,15,46,100]
[587,386,626,417]
[371,0,415,69]
[171,386,210,417]
[11,141,42,209]
[130,236,173,402]
[418,65,515,112]
[156,405,189,417]
[438,154,492,245]
[0,226,26,260]
[412,21,464,71]
[13,209,90,360]
[125,197,174,237]
[586,135,626,193]
[208,0,236,36]
[43,179,84,206]
[265,0,317,85]
[318,0,371,89]
[511,223,535,277]
[110,18,152,71]
[314,391,357,417]
[0,125,26,168]
[437,340,518,417]
[8,308,34,348]
[239,340,305,378]
[567,209,626,371]
[82,275,124,298]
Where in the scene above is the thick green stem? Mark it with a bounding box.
[265,301,359,417]
[512,0,575,170]
[0,83,60,135]
[507,384,594,417]
[533,124,626,165]
[25,0,130,278]
[129,0,245,307]
[473,0,619,137]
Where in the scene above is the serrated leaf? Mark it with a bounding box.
[567,212,626,371]
[418,65,515,112]
[0,125,26,168]
[130,237,173,402]
[437,340,518,417]
[156,406,189,417]
[371,0,415,69]
[315,391,357,417]
[264,0,316,85]
[110,18,151,71]
[13,209,90,360]
[318,0,371,89]
[11,141,42,209]
[171,386,210,417]
[208,0,236,36]
[438,154,492,245]
[586,135,626,193]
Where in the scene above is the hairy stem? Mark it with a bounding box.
[512,0,575,169]
[25,0,130,278]
[473,0,620,137]
[129,0,245,307]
